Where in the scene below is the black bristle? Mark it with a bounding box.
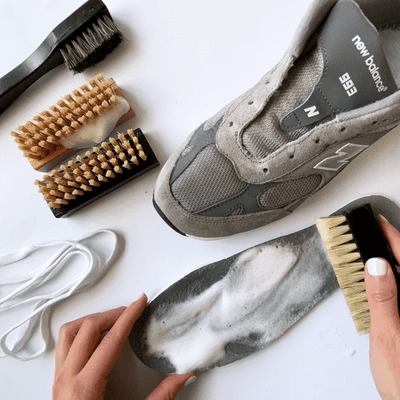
[60,15,123,74]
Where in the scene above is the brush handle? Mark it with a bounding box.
[0,0,108,115]
[344,204,400,311]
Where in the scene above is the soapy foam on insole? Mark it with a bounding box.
[59,96,130,149]
[140,229,337,373]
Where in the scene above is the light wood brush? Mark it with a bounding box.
[11,73,134,172]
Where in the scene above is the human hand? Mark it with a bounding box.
[364,216,400,400]
[53,294,195,400]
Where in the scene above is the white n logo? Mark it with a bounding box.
[314,143,368,171]
[304,106,320,118]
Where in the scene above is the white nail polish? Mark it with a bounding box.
[367,258,386,276]
[184,376,197,387]
[133,292,147,302]
[378,214,389,223]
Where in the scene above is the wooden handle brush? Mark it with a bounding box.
[11,73,134,172]
[316,203,400,334]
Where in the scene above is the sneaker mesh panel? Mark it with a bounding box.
[259,175,322,209]
[171,145,247,213]
[241,46,324,160]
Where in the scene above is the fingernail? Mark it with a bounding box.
[133,292,147,302]
[184,376,197,387]
[378,214,389,223]
[366,258,387,276]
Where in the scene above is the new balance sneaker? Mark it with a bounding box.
[154,0,400,238]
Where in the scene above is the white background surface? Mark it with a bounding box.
[0,0,399,399]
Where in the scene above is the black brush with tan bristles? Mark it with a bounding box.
[0,0,123,115]
[316,204,399,335]
[34,128,159,218]
[11,73,134,172]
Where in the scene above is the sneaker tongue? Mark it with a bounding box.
[281,0,398,132]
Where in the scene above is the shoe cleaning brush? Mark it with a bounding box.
[0,0,124,114]
[316,204,400,334]
[34,128,159,218]
[11,73,134,172]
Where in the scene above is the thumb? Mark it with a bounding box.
[365,257,400,335]
[146,373,196,400]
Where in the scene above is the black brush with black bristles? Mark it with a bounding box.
[0,0,123,115]
[34,128,159,218]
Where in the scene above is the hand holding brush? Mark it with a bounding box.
[365,216,400,400]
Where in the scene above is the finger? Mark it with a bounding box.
[81,294,148,384]
[55,312,100,374]
[61,307,127,374]
[365,257,400,335]
[146,374,196,400]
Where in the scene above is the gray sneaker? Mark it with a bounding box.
[154,0,400,239]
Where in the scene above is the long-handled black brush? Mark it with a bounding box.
[0,0,123,114]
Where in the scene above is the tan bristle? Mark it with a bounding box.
[55,178,69,186]
[84,171,96,180]
[139,151,147,161]
[43,195,57,202]
[31,146,47,155]
[109,137,118,147]
[81,164,91,172]
[97,154,107,162]
[80,184,92,191]
[92,166,104,175]
[76,176,88,185]
[23,152,42,160]
[108,158,117,166]
[118,152,127,161]
[101,162,112,170]
[34,180,47,187]
[97,175,108,183]
[89,159,101,168]
[50,189,65,197]
[68,181,81,189]
[315,216,370,334]
[55,198,69,205]
[48,202,62,209]
[58,185,72,193]
[89,179,100,187]
[76,156,90,166]
[102,142,112,152]
[86,151,97,161]
[43,175,56,183]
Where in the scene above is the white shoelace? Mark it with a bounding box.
[0,229,119,361]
